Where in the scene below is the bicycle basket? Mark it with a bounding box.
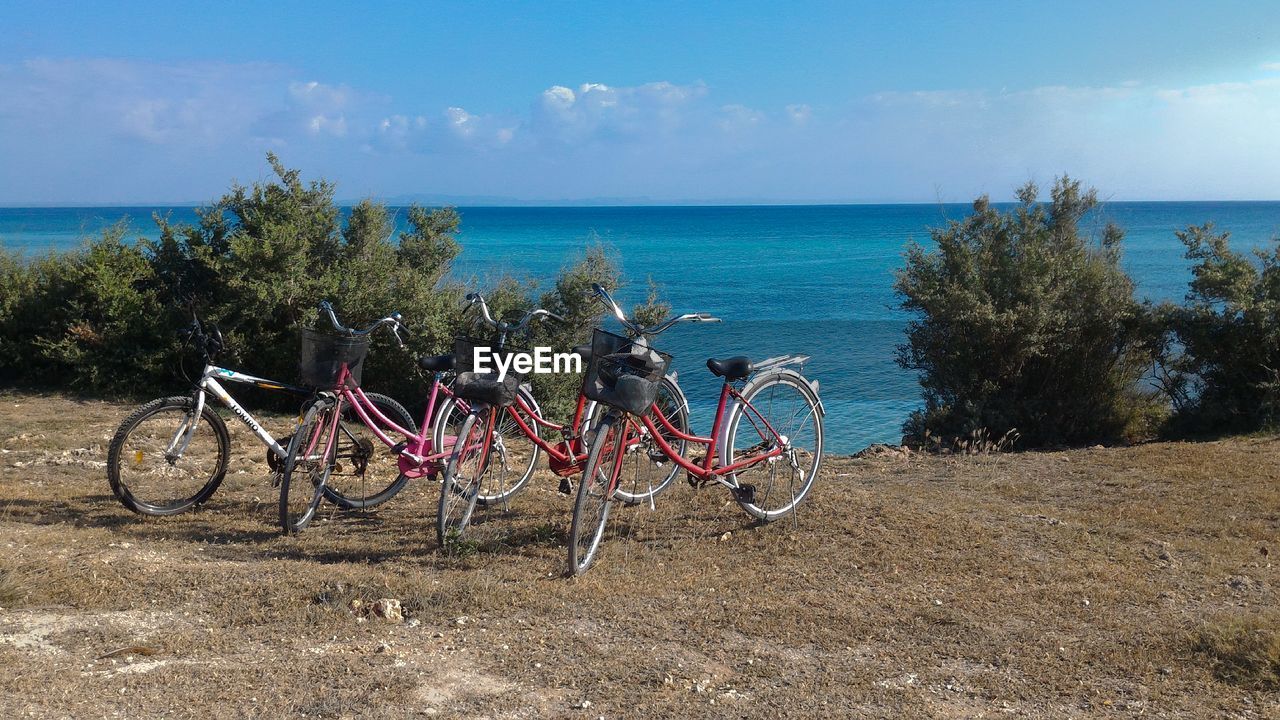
[451,336,527,407]
[581,329,672,416]
[299,328,371,388]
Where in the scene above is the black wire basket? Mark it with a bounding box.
[451,336,527,407]
[299,328,370,388]
[581,329,672,416]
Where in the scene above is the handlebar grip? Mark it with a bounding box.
[465,292,480,302]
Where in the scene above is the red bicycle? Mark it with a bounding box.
[567,327,825,575]
[435,286,721,547]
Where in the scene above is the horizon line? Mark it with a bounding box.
[5,198,1280,210]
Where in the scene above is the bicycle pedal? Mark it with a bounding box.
[732,483,757,505]
[389,441,408,456]
[686,456,707,488]
[558,478,573,495]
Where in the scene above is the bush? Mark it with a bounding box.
[894,177,1164,448]
[0,155,659,416]
[1161,224,1280,433]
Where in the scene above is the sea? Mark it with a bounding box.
[3,202,1278,454]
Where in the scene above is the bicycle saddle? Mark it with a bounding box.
[706,356,752,380]
[418,354,455,372]
[572,343,592,364]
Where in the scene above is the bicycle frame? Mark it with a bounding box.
[326,362,458,479]
[178,364,309,461]
[460,387,655,477]
[637,380,786,485]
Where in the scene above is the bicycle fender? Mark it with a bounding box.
[752,368,825,417]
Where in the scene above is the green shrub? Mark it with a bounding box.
[894,177,1164,448]
[1161,224,1280,434]
[0,155,658,417]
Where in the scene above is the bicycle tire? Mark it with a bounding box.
[279,397,338,534]
[587,375,690,506]
[725,371,824,522]
[567,413,626,576]
[106,395,231,516]
[436,408,493,548]
[432,385,540,506]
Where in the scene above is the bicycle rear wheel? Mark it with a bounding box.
[279,398,339,534]
[436,407,495,549]
[322,392,417,510]
[725,372,823,522]
[567,413,628,576]
[603,375,689,505]
[106,396,230,516]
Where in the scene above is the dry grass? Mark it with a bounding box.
[0,390,1279,717]
[1193,610,1280,690]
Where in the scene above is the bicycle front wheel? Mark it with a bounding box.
[322,392,417,510]
[433,386,540,506]
[436,407,495,549]
[725,372,824,522]
[279,398,339,534]
[567,413,628,576]
[106,396,231,516]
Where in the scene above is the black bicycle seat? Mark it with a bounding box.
[706,356,752,380]
[418,354,455,372]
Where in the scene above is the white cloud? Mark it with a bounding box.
[530,80,710,145]
[3,57,1280,202]
[786,103,812,124]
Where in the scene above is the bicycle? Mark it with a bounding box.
[435,286,720,547]
[567,327,825,575]
[106,314,416,517]
[278,301,499,533]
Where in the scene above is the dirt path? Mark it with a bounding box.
[1,392,1277,718]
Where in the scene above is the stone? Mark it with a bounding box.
[373,598,403,623]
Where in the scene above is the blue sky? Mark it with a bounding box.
[3,0,1280,204]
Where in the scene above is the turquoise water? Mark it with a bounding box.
[3,203,1278,453]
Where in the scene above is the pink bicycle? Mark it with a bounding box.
[278,302,497,533]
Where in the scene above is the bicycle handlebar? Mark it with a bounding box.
[317,300,407,348]
[463,292,566,335]
[589,283,721,337]
[179,313,225,360]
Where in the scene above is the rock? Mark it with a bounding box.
[854,443,911,459]
[1227,575,1259,592]
[373,598,403,623]
[405,618,421,628]
[572,699,592,710]
[719,532,732,542]
[349,598,365,614]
